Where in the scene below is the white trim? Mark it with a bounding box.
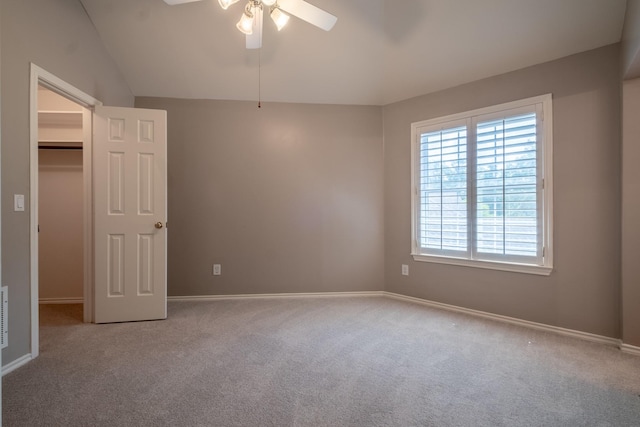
[620,343,640,356]
[168,291,385,302]
[169,291,624,350]
[1,353,33,377]
[7,292,638,375]
[383,292,621,347]
[411,254,553,276]
[29,66,40,360]
[410,94,554,275]
[82,107,94,323]
[30,63,102,360]
[170,291,627,351]
[541,95,554,268]
[39,298,83,305]
[412,94,553,129]
[33,65,100,107]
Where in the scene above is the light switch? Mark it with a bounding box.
[14,194,25,212]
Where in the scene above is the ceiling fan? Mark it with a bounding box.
[163,0,337,49]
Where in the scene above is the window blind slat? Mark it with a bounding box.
[475,112,537,258]
[418,125,467,252]
[413,99,548,270]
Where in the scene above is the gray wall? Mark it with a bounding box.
[621,0,640,349]
[135,98,385,297]
[623,0,640,79]
[622,78,640,347]
[383,44,622,338]
[0,0,3,400]
[0,0,633,371]
[39,150,84,301]
[1,0,133,365]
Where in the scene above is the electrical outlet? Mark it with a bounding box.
[401,264,409,276]
[213,264,221,276]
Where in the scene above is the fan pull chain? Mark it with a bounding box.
[258,47,262,108]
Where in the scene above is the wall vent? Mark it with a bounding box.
[1,286,7,349]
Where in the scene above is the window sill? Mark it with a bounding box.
[411,253,553,276]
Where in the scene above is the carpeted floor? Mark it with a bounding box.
[3,297,640,426]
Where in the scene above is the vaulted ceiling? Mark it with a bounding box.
[80,0,628,105]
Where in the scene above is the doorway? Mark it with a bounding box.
[29,64,168,359]
[29,64,101,359]
[37,86,84,306]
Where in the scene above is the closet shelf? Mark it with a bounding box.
[38,110,83,126]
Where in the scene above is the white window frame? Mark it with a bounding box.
[410,94,553,275]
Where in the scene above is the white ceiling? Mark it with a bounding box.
[80,0,628,106]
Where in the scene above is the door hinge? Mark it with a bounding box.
[542,247,545,257]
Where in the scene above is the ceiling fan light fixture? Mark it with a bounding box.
[270,7,289,31]
[262,0,277,6]
[218,0,240,10]
[236,4,255,35]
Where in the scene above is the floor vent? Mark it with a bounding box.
[1,286,7,349]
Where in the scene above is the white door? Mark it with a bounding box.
[93,106,167,323]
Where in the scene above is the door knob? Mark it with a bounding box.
[155,222,164,229]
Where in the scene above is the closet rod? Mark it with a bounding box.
[38,146,82,150]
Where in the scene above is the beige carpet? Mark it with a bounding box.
[3,297,640,426]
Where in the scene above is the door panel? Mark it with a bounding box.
[93,106,167,323]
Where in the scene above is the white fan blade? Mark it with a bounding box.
[246,7,263,49]
[277,0,337,31]
[163,0,202,5]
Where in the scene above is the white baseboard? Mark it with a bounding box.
[39,297,83,304]
[620,343,640,356]
[2,353,33,377]
[168,291,385,302]
[170,291,625,349]
[383,292,622,348]
[5,291,639,377]
[169,291,627,350]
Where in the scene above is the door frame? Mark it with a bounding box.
[29,64,102,358]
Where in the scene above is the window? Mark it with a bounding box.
[411,95,553,275]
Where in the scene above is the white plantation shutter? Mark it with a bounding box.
[473,106,542,264]
[411,95,552,273]
[418,123,468,255]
